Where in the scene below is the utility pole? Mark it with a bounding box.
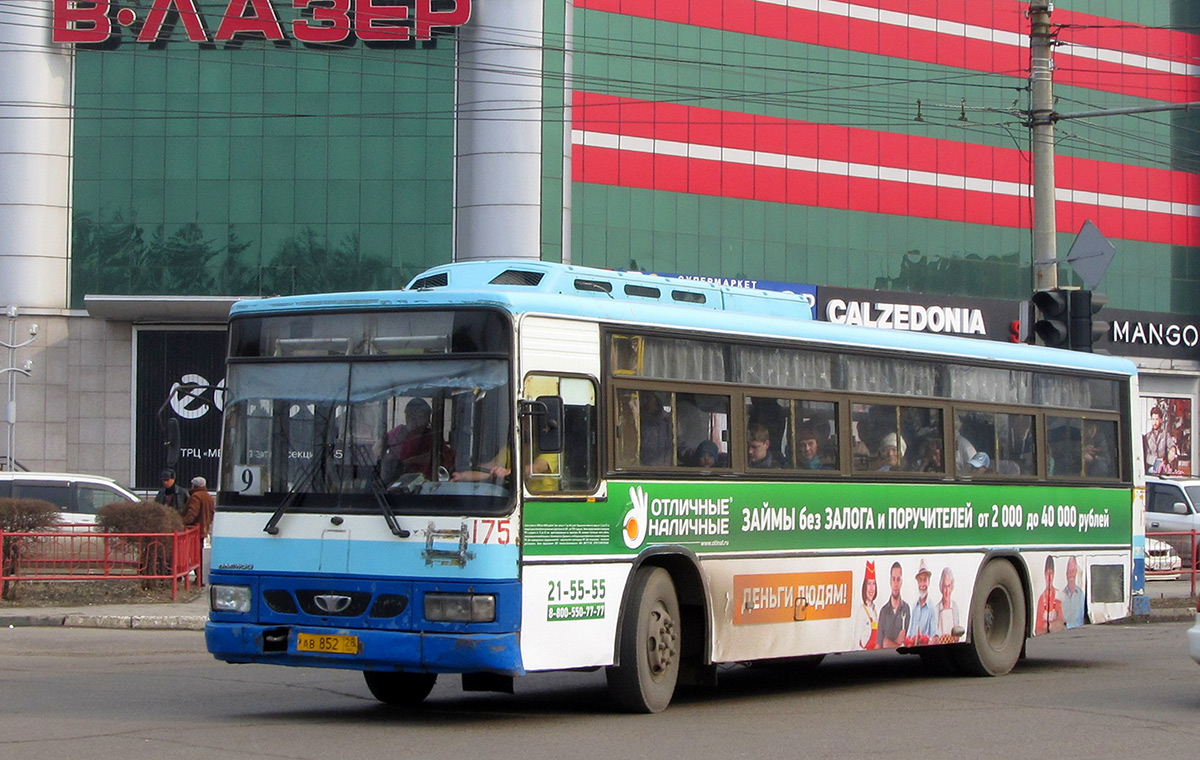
[1026,1,1199,302]
[1029,1,1058,292]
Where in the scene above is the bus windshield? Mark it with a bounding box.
[220,357,513,514]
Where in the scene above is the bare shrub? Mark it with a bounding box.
[97,501,184,587]
[0,498,61,600]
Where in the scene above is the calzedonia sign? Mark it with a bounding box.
[53,0,471,45]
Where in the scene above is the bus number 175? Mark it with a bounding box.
[472,518,512,545]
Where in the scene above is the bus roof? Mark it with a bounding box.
[230,259,1137,378]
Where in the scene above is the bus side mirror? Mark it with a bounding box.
[521,396,564,454]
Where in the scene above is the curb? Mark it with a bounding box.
[0,614,65,628]
[1145,609,1196,624]
[0,614,207,631]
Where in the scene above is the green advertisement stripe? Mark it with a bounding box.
[523,481,1132,557]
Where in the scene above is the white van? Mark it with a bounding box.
[0,471,142,525]
[1145,476,1200,567]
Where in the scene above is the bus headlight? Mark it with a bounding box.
[424,593,496,623]
[211,584,252,614]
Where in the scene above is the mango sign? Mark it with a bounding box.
[733,571,853,625]
[53,0,471,45]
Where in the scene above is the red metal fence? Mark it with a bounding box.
[0,525,203,600]
[1146,528,1198,597]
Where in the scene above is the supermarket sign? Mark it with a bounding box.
[53,0,471,45]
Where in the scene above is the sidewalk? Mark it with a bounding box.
[1143,576,1198,623]
[0,594,209,631]
[0,579,1192,631]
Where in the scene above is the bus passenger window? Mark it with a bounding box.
[902,407,942,474]
[1083,419,1118,479]
[747,397,792,469]
[614,389,675,468]
[851,403,901,473]
[525,375,598,492]
[640,391,674,466]
[614,389,640,468]
[676,393,730,468]
[1047,417,1084,477]
[851,404,937,473]
[954,410,1000,475]
[915,436,945,473]
[995,413,1036,476]
[796,400,838,471]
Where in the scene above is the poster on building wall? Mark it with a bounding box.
[1141,396,1192,476]
[135,330,227,491]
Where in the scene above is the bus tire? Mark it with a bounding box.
[606,566,680,713]
[363,671,437,706]
[951,560,1026,677]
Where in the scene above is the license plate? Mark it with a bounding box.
[296,633,361,655]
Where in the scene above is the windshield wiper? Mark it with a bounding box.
[367,475,410,533]
[367,470,410,538]
[263,441,327,535]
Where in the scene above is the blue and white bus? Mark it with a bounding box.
[206,260,1142,712]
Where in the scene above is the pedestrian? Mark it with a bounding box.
[183,476,215,537]
[154,468,187,514]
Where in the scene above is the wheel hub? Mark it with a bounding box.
[646,607,677,676]
[983,588,1012,648]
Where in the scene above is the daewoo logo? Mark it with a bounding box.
[313,594,352,614]
[621,486,649,549]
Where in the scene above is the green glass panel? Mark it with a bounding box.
[327,180,361,222]
[294,182,329,225]
[260,182,296,224]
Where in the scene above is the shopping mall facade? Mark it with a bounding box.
[0,0,1197,488]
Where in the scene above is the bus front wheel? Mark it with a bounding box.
[951,560,1026,676]
[606,566,681,713]
[363,671,437,706]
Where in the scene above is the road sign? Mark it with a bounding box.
[1066,220,1116,290]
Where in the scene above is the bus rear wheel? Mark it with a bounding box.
[363,671,437,706]
[606,566,680,713]
[951,560,1026,676]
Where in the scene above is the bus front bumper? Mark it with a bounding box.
[205,622,524,676]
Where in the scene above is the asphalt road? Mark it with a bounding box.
[0,622,1197,760]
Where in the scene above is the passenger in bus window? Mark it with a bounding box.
[952,414,980,473]
[747,424,781,468]
[796,424,832,470]
[876,433,906,471]
[694,440,721,469]
[966,451,991,475]
[917,436,944,473]
[1048,423,1082,477]
[1003,414,1036,474]
[640,393,674,467]
[1083,422,1115,478]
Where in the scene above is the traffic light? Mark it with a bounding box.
[1068,289,1108,352]
[1009,300,1031,343]
[1032,288,1071,348]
